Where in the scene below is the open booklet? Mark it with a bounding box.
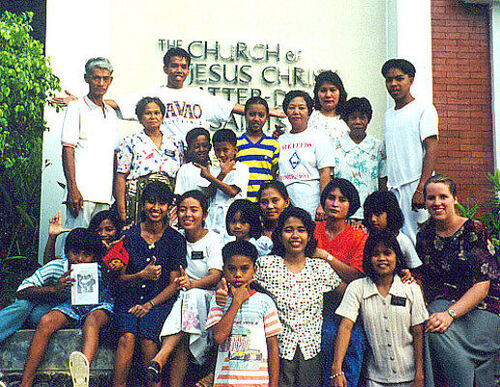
[71,262,99,305]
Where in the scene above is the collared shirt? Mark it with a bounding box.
[332,134,387,219]
[116,130,184,180]
[60,96,120,204]
[255,255,341,360]
[236,133,280,202]
[336,275,428,383]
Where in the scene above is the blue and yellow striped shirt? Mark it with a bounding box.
[236,134,280,202]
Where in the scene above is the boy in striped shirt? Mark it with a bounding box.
[236,97,279,202]
[206,240,282,387]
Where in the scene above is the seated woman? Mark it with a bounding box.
[313,179,367,387]
[112,181,186,387]
[115,96,183,224]
[417,175,500,387]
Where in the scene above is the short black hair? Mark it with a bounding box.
[212,129,237,147]
[64,227,104,259]
[341,97,373,123]
[186,127,210,147]
[381,59,416,78]
[362,229,406,282]
[320,178,360,219]
[313,71,348,114]
[141,181,174,206]
[271,207,317,257]
[163,47,191,68]
[282,90,314,116]
[135,96,166,121]
[226,199,263,239]
[244,96,269,116]
[88,210,124,235]
[256,180,290,203]
[222,240,258,265]
[362,191,404,232]
[177,190,209,216]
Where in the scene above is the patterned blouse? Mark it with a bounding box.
[255,255,341,360]
[116,130,184,180]
[416,219,500,315]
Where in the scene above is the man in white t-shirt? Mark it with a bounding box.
[114,48,285,145]
[382,59,439,245]
[60,57,120,228]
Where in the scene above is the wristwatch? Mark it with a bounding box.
[447,308,456,319]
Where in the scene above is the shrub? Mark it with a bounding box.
[0,11,60,265]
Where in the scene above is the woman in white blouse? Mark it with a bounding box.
[115,97,183,224]
[308,71,350,142]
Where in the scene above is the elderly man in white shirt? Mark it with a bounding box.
[60,57,120,228]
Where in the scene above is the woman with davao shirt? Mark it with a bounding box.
[313,179,367,387]
[115,96,183,225]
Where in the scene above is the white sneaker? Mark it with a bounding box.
[69,351,90,387]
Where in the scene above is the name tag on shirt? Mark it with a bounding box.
[191,251,204,260]
[164,150,176,157]
[390,295,407,307]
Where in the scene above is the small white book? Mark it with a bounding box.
[71,262,99,305]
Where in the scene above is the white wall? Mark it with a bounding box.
[39,0,434,260]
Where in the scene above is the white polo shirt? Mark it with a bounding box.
[336,275,428,383]
[384,99,438,189]
[61,96,120,204]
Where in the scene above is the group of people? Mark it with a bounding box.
[0,47,498,387]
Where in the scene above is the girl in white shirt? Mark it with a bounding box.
[225,199,273,256]
[146,190,223,386]
[331,230,427,387]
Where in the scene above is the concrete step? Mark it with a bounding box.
[0,329,115,386]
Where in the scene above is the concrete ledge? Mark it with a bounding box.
[0,329,115,374]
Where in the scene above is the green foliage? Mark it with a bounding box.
[0,11,60,263]
[457,170,500,250]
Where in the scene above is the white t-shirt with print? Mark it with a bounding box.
[384,99,438,189]
[116,86,235,144]
[278,127,335,216]
[206,292,282,387]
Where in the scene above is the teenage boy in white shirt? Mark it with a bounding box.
[381,59,439,245]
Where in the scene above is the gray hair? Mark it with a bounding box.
[85,57,113,75]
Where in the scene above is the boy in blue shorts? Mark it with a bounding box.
[18,228,113,387]
[236,96,280,202]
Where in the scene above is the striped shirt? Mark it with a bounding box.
[17,258,70,297]
[236,134,279,202]
[206,292,282,386]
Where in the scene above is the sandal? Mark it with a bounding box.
[145,360,162,383]
[69,351,90,387]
